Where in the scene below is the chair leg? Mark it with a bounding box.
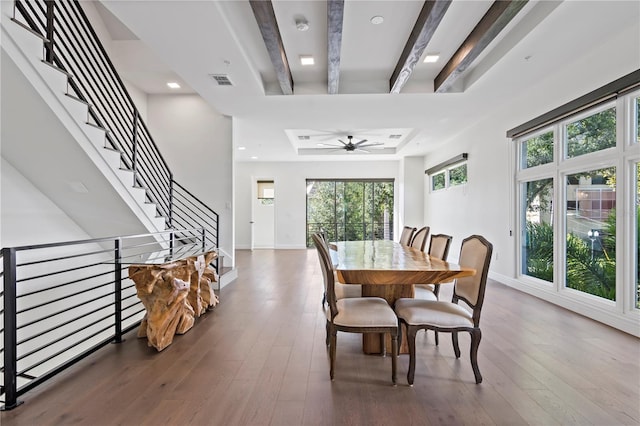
[325,321,330,346]
[470,329,482,384]
[329,327,337,380]
[380,333,386,357]
[452,331,461,358]
[407,326,418,386]
[434,330,439,346]
[391,333,398,386]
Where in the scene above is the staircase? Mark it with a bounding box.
[0,0,235,410]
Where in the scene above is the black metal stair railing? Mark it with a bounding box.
[10,0,220,259]
[12,0,176,228]
[12,0,173,223]
[0,229,217,410]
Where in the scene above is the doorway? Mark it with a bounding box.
[251,178,275,249]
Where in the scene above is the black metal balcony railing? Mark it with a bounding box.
[0,229,216,410]
[306,222,394,247]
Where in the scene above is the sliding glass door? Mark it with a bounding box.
[306,179,394,247]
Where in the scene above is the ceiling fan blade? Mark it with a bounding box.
[337,139,349,146]
[358,142,384,148]
[355,148,370,153]
[317,143,343,148]
[353,139,368,146]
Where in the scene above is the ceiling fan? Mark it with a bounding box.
[317,135,384,153]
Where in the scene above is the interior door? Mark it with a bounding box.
[251,178,275,248]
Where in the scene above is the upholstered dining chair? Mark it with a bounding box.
[395,235,493,385]
[318,231,361,307]
[414,234,453,301]
[414,233,453,345]
[399,226,416,246]
[312,233,398,384]
[409,226,430,251]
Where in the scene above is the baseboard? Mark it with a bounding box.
[219,268,237,289]
[489,271,640,337]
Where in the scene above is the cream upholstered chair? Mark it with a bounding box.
[414,234,453,301]
[395,235,493,385]
[317,232,361,307]
[312,233,398,384]
[414,234,453,345]
[399,226,416,246]
[409,226,430,251]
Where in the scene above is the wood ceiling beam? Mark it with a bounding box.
[327,0,344,94]
[389,0,452,94]
[434,0,528,93]
[249,0,294,95]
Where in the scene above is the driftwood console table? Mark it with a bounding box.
[128,249,219,351]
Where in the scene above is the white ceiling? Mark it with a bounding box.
[97,1,640,162]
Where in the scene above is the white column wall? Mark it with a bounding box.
[399,156,426,230]
[235,161,400,249]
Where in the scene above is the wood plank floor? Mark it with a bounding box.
[2,249,639,425]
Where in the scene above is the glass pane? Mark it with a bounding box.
[449,163,467,186]
[636,163,639,308]
[565,167,616,300]
[635,98,640,143]
[521,131,554,169]
[306,180,336,246]
[343,182,365,241]
[566,107,616,158]
[373,182,394,240]
[432,172,445,191]
[522,178,554,282]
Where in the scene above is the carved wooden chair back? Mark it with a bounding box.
[399,226,416,246]
[409,226,430,251]
[453,235,493,326]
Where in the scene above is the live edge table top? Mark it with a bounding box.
[334,240,475,286]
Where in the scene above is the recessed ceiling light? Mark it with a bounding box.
[238,146,246,150]
[423,54,440,63]
[296,18,309,31]
[167,82,181,89]
[370,16,384,25]
[300,55,315,66]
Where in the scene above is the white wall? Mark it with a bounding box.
[235,161,400,249]
[1,159,92,246]
[399,156,426,230]
[423,4,639,334]
[146,94,233,262]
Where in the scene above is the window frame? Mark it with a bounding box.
[429,160,468,192]
[514,93,640,314]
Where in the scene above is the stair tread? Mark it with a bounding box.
[11,18,48,42]
[65,93,91,106]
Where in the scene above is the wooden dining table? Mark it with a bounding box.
[333,240,476,354]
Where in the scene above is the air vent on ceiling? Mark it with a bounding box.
[389,134,402,139]
[210,74,233,86]
[298,135,311,140]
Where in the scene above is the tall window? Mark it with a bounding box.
[635,162,639,308]
[514,85,639,314]
[522,178,554,282]
[565,167,616,300]
[306,179,394,247]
